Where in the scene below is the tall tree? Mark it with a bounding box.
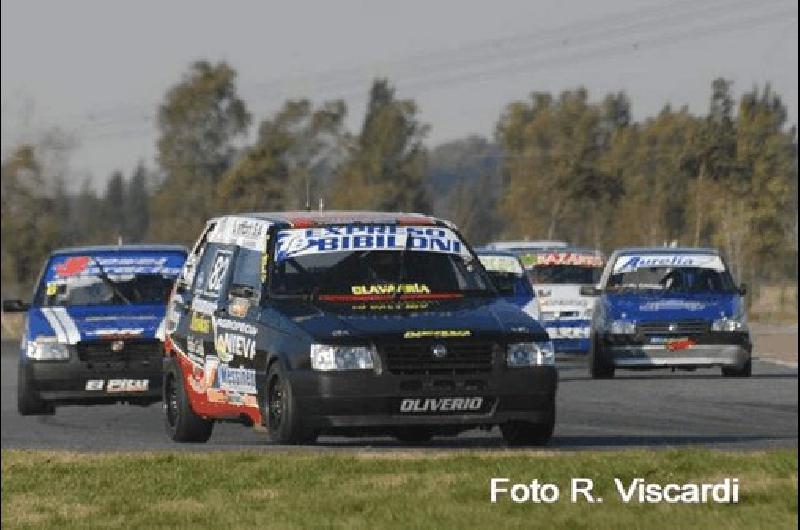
[149,61,250,243]
[330,79,430,212]
[496,88,626,247]
[0,146,60,295]
[217,99,347,213]
[124,162,151,242]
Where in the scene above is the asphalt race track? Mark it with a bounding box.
[2,341,797,451]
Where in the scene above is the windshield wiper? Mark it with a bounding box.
[91,257,132,305]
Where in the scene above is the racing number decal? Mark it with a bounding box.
[207,250,231,294]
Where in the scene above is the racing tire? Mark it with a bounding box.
[589,335,615,379]
[265,363,317,445]
[501,401,555,446]
[17,362,55,416]
[394,427,434,444]
[722,359,752,378]
[163,358,214,443]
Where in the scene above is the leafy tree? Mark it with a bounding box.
[0,146,60,296]
[496,88,626,247]
[150,61,250,243]
[124,163,151,242]
[217,99,347,213]
[330,79,430,212]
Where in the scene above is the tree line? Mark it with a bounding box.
[2,61,797,298]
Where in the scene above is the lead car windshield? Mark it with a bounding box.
[606,254,737,294]
[34,253,185,306]
[270,225,492,300]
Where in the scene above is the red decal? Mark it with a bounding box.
[55,256,91,277]
[667,338,696,351]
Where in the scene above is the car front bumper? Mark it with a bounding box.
[288,367,557,433]
[21,352,163,405]
[600,331,751,369]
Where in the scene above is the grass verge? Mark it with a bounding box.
[2,448,797,529]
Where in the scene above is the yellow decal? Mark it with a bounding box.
[351,283,431,296]
[190,312,211,333]
[351,301,432,311]
[46,282,59,296]
[403,330,472,339]
[260,252,269,283]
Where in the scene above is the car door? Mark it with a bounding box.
[209,246,263,408]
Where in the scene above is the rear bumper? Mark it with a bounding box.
[288,367,557,433]
[21,355,162,405]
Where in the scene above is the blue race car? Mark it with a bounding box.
[476,249,541,322]
[585,247,752,379]
[3,244,187,414]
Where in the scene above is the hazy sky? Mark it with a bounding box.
[2,0,797,188]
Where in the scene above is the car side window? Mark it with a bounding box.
[191,243,235,312]
[229,248,263,301]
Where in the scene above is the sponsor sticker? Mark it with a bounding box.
[351,283,431,296]
[215,332,256,362]
[520,252,603,269]
[399,397,484,413]
[217,365,257,394]
[403,330,472,339]
[275,225,468,262]
[190,312,212,333]
[86,379,149,392]
[479,255,524,274]
[613,254,724,273]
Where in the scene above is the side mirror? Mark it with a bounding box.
[2,299,30,312]
[580,285,600,296]
[738,283,747,296]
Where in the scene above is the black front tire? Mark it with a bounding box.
[722,359,752,378]
[589,335,615,379]
[17,361,54,416]
[163,357,213,443]
[501,401,555,446]
[265,362,316,444]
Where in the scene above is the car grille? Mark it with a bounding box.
[637,320,709,336]
[77,339,161,362]
[380,341,495,375]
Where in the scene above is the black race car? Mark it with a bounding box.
[163,212,557,445]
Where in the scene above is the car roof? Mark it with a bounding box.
[50,244,188,256]
[612,247,720,256]
[475,249,521,258]
[223,210,446,227]
[485,240,569,250]
[513,246,603,255]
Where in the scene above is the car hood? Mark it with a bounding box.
[28,304,167,344]
[603,292,740,322]
[269,297,548,343]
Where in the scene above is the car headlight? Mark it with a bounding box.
[711,318,747,332]
[310,344,378,371]
[609,320,636,335]
[506,341,555,367]
[27,337,70,360]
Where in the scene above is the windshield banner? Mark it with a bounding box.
[275,225,470,262]
[519,251,603,269]
[46,253,186,281]
[613,254,725,273]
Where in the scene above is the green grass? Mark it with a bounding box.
[2,448,797,529]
